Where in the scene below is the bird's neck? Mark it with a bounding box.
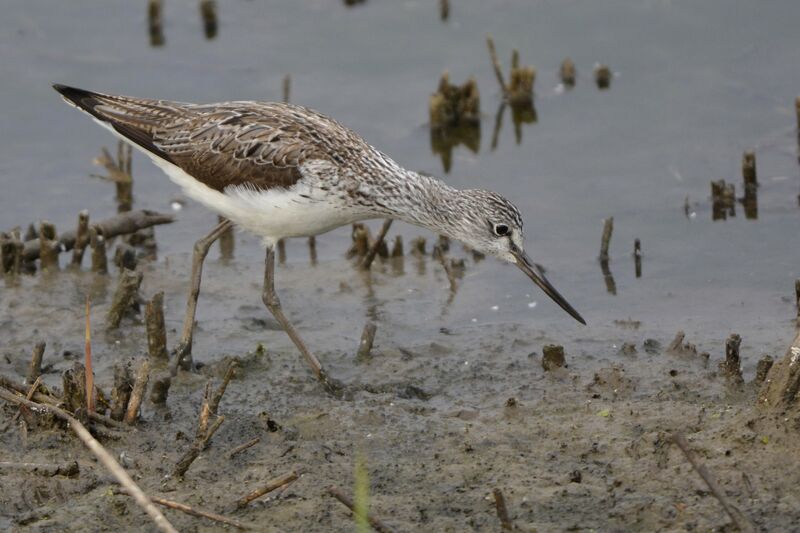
[379,169,463,238]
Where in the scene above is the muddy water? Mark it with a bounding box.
[1,0,800,531]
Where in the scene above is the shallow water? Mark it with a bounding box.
[1,0,800,530]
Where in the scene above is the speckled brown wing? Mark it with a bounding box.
[53,85,352,192]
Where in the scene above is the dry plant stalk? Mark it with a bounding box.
[492,488,515,530]
[326,485,395,533]
[228,437,260,458]
[26,342,46,385]
[145,291,169,362]
[71,210,90,267]
[106,269,143,330]
[356,322,377,361]
[124,359,150,424]
[670,433,755,533]
[116,489,248,530]
[0,388,178,533]
[39,221,59,271]
[235,469,301,508]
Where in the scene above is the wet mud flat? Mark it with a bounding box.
[2,247,800,532]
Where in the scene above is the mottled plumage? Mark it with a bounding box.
[54,84,584,325]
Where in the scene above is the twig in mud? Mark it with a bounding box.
[228,437,260,458]
[71,210,90,267]
[327,485,395,533]
[111,363,134,421]
[106,269,143,330]
[22,209,175,263]
[720,333,744,384]
[356,322,377,362]
[670,433,755,533]
[235,469,301,509]
[26,342,46,385]
[0,388,178,533]
[492,488,515,530]
[362,219,393,269]
[0,460,79,477]
[208,360,237,415]
[124,359,150,425]
[116,489,249,529]
[145,291,169,362]
[173,415,225,478]
[85,297,95,414]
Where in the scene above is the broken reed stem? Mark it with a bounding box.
[228,437,261,458]
[327,485,395,533]
[486,34,508,94]
[362,219,393,269]
[11,376,43,423]
[124,359,150,425]
[356,322,377,361]
[599,216,613,261]
[85,297,95,414]
[722,333,743,383]
[236,469,301,508]
[208,361,237,414]
[71,210,90,267]
[26,342,46,385]
[39,221,59,271]
[492,488,514,530]
[116,489,248,530]
[670,433,755,533]
[634,238,642,278]
[145,291,169,362]
[560,58,576,87]
[148,0,165,47]
[106,269,143,330]
[0,388,178,533]
[22,209,174,263]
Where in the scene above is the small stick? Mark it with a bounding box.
[0,460,79,477]
[115,489,249,530]
[71,210,90,267]
[742,151,757,190]
[0,388,177,533]
[236,469,301,508]
[356,322,377,361]
[111,363,134,421]
[634,238,642,278]
[670,433,755,533]
[85,297,95,414]
[492,488,514,530]
[39,220,59,271]
[720,333,743,383]
[362,219,393,269]
[124,359,150,425]
[90,228,108,274]
[228,437,260,458]
[173,415,225,478]
[326,485,395,533]
[199,0,218,40]
[145,291,169,362]
[560,58,576,87]
[486,34,508,94]
[106,269,143,330]
[26,342,46,385]
[282,74,291,103]
[148,0,165,47]
[599,217,613,261]
[11,375,43,423]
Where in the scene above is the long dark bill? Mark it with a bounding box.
[512,248,586,325]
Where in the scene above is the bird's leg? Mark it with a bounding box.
[172,219,234,374]
[261,246,344,396]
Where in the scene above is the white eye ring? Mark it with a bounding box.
[494,224,510,236]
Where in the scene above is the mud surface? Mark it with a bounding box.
[2,0,800,531]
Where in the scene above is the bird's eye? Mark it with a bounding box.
[494,224,510,236]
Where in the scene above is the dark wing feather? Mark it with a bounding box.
[53,84,353,192]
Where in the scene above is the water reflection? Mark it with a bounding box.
[147,0,164,47]
[490,101,537,150]
[430,124,480,174]
[200,0,218,40]
[600,258,616,295]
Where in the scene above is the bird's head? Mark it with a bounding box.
[452,189,586,325]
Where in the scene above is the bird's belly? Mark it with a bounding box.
[153,156,361,241]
